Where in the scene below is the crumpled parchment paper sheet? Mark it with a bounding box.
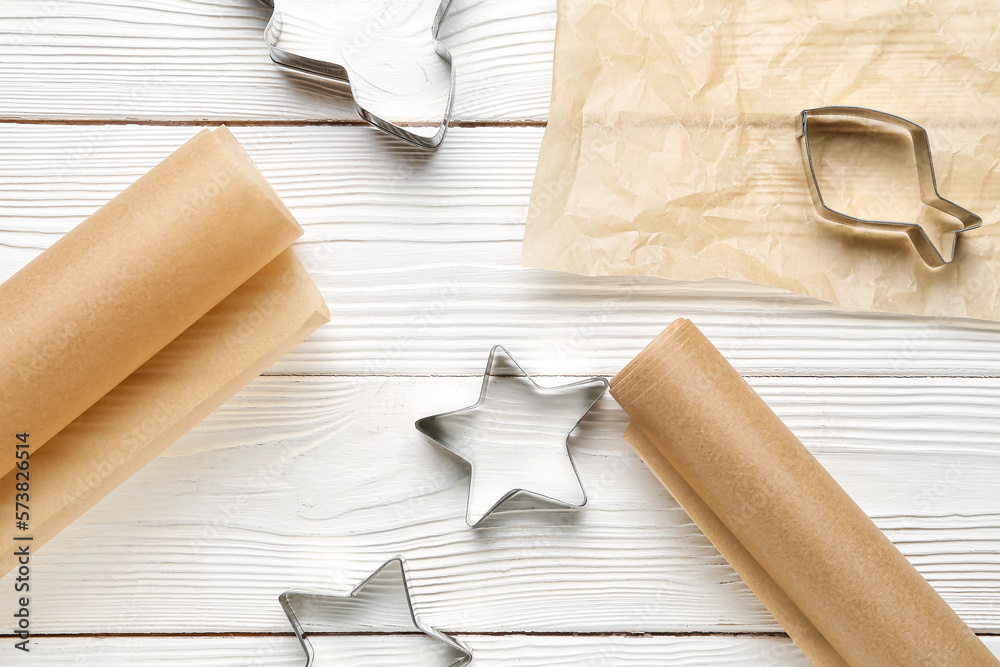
[523,0,1000,321]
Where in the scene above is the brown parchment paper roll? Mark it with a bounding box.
[611,319,997,666]
[0,127,302,470]
[0,249,328,575]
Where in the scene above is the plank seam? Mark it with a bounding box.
[5,632,996,639]
[0,632,794,639]
[0,119,548,128]
[259,373,1000,379]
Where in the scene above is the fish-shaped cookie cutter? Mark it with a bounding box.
[261,0,455,149]
[279,557,473,666]
[798,106,982,267]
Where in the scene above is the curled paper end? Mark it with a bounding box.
[0,129,328,573]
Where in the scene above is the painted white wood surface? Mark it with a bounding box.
[1,1,998,664]
[8,375,1000,635]
[0,0,556,122]
[0,634,819,666]
[16,634,1000,666]
[2,125,1000,378]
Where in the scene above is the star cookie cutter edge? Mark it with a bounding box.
[279,556,473,666]
[415,345,609,528]
[261,0,455,149]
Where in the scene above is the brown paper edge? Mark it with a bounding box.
[1,126,305,474]
[0,250,329,575]
[623,424,848,667]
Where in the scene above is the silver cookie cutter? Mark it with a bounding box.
[261,0,455,149]
[798,106,982,267]
[279,557,473,666]
[416,346,609,527]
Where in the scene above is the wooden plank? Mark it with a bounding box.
[7,374,999,634]
[0,0,555,122]
[0,634,829,666]
[1,124,999,377]
[5,2,997,660]
[19,632,999,665]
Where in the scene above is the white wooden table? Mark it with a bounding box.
[1,1,999,664]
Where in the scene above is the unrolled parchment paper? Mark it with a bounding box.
[0,128,329,573]
[0,249,328,575]
[0,127,302,472]
[611,319,998,666]
[523,0,1000,321]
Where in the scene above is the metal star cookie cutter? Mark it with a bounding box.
[798,106,982,267]
[261,0,455,149]
[415,346,609,527]
[279,557,472,666]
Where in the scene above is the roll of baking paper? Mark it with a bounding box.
[0,249,329,575]
[0,127,303,473]
[610,319,997,667]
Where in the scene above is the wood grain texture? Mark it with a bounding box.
[16,633,996,665]
[3,2,998,663]
[0,634,831,666]
[0,0,555,122]
[1,124,1000,377]
[4,375,997,635]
